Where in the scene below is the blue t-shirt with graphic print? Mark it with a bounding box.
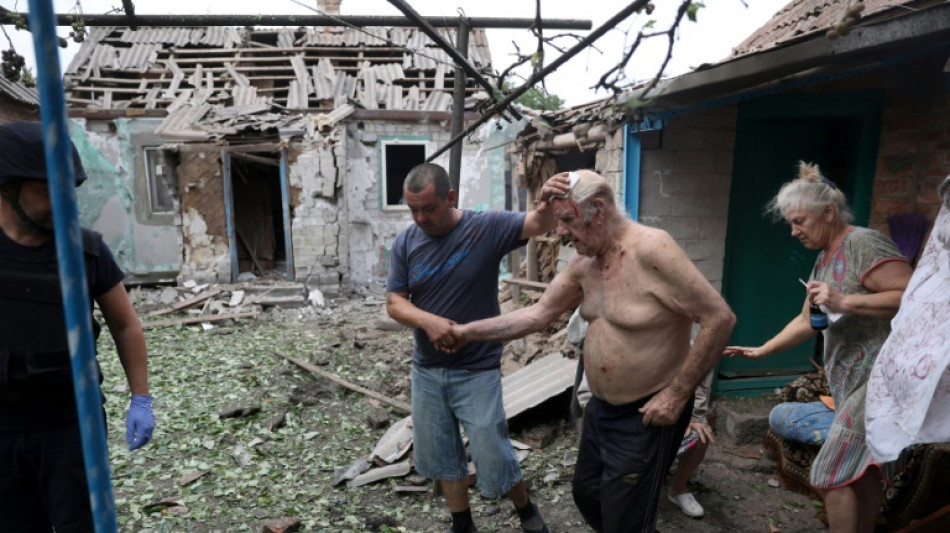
[387,210,527,370]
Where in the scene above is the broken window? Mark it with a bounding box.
[380,140,427,209]
[144,147,176,214]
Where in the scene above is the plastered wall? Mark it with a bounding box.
[70,118,181,282]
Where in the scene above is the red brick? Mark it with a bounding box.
[868,218,890,235]
[873,177,912,196]
[917,189,942,205]
[881,113,925,132]
[871,197,912,218]
[878,131,920,155]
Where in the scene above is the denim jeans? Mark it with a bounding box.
[769,401,835,445]
[411,365,522,498]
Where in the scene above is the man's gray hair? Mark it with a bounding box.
[404,163,452,199]
[569,171,621,223]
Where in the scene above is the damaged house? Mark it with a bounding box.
[63,17,511,294]
[513,0,950,396]
[0,74,38,122]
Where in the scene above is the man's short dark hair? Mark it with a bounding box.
[404,163,452,199]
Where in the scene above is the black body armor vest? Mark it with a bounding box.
[0,230,102,402]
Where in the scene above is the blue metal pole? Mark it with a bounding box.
[623,123,641,221]
[27,1,118,532]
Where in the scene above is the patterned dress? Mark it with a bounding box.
[808,227,908,488]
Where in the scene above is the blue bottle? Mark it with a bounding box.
[809,304,828,330]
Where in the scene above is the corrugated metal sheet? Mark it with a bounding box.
[501,351,577,419]
[65,25,493,116]
[277,28,294,48]
[422,90,452,111]
[0,75,39,106]
[117,43,160,70]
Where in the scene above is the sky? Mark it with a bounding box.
[1,0,790,106]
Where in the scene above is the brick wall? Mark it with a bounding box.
[870,57,950,233]
[793,54,950,234]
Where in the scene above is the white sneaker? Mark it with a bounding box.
[668,491,704,518]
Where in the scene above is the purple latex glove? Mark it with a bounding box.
[126,394,155,451]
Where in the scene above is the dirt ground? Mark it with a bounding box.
[96,294,827,532]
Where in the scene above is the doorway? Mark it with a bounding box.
[228,152,286,278]
[717,92,882,396]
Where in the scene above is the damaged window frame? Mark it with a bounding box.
[379,137,429,211]
[143,146,176,216]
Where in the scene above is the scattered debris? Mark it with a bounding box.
[229,290,245,307]
[370,416,414,465]
[261,516,302,533]
[722,447,763,460]
[263,409,287,432]
[178,470,209,486]
[367,405,391,429]
[147,287,221,316]
[333,456,373,487]
[219,394,263,419]
[347,460,412,488]
[143,495,184,514]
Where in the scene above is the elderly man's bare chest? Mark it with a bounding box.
[578,256,670,331]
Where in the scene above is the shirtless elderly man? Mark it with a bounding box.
[448,170,735,532]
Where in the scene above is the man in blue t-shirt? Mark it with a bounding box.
[386,162,567,533]
[0,121,155,531]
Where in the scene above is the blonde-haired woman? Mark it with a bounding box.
[724,162,913,532]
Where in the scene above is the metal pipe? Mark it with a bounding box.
[27,0,118,531]
[427,0,651,162]
[279,149,295,281]
[1,8,592,30]
[222,150,238,282]
[531,124,609,151]
[449,17,469,195]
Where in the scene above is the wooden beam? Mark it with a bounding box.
[142,311,260,329]
[229,152,280,167]
[274,351,412,415]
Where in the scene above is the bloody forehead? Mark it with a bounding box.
[552,197,580,219]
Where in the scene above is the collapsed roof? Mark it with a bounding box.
[64,25,494,139]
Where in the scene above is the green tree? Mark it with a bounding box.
[504,81,565,111]
[21,66,35,88]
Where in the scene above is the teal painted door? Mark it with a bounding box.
[717,93,881,396]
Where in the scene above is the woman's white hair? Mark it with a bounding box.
[765,161,853,224]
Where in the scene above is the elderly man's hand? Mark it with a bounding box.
[639,387,689,426]
[441,324,470,353]
[688,421,714,444]
[425,316,458,352]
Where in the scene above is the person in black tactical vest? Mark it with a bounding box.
[0,121,155,532]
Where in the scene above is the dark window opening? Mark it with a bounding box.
[383,142,426,207]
